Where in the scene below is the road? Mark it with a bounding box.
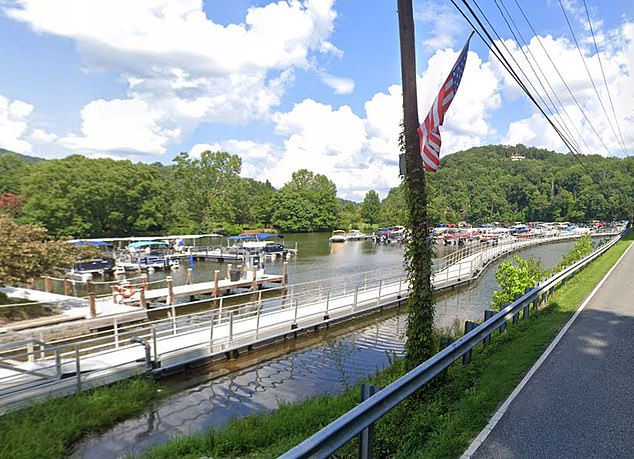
[466,239,634,458]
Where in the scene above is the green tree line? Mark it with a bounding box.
[0,144,632,237]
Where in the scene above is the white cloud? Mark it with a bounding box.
[320,73,355,94]
[0,94,34,153]
[30,128,58,144]
[199,45,505,200]
[5,0,339,134]
[60,98,180,154]
[494,23,634,157]
[415,1,464,51]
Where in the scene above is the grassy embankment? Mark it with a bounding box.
[0,378,164,459]
[0,232,630,459]
[136,232,633,459]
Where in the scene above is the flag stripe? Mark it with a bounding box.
[417,36,471,172]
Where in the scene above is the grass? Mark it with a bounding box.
[136,232,632,459]
[0,377,164,459]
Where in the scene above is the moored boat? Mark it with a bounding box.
[345,229,368,241]
[329,230,346,243]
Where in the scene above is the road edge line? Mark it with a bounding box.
[461,239,634,458]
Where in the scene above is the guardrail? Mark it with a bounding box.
[279,231,626,458]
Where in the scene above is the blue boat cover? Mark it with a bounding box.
[70,240,112,247]
[128,240,169,248]
[227,233,281,241]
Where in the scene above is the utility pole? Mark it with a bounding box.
[397,0,435,368]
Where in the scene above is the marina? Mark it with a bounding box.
[0,229,621,414]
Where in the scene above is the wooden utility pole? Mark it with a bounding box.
[397,0,435,368]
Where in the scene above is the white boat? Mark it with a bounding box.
[345,229,368,241]
[329,230,346,243]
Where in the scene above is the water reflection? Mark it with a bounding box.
[73,315,406,459]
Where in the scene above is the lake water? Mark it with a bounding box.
[72,235,579,458]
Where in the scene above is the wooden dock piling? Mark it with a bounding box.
[166,276,175,305]
[139,286,147,309]
[64,278,72,296]
[87,281,96,318]
[214,270,220,297]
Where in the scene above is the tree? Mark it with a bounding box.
[360,190,381,224]
[492,255,545,310]
[0,215,95,285]
[169,151,242,233]
[0,152,31,194]
[271,169,339,232]
[18,156,169,237]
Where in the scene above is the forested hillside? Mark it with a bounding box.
[0,144,631,237]
[426,145,633,223]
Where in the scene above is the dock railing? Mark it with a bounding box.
[278,230,627,459]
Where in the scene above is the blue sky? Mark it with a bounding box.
[0,0,632,200]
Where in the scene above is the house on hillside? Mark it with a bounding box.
[510,153,526,161]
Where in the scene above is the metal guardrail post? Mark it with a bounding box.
[359,384,379,459]
[397,276,402,298]
[171,307,177,335]
[499,302,509,333]
[377,280,383,306]
[324,292,330,320]
[353,286,359,312]
[462,321,478,365]
[27,341,34,363]
[483,310,496,345]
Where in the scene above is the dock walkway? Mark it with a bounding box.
[465,239,634,458]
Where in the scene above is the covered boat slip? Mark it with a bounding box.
[69,233,296,268]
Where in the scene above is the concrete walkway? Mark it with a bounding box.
[465,239,634,459]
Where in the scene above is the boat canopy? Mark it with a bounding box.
[128,240,169,248]
[70,240,113,247]
[227,233,282,241]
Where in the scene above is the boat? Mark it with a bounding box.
[227,232,297,259]
[116,240,172,271]
[64,240,116,279]
[345,229,368,241]
[373,226,405,244]
[329,230,346,243]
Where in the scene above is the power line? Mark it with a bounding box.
[511,0,613,158]
[495,0,593,156]
[451,0,593,178]
[582,0,629,156]
[558,0,628,156]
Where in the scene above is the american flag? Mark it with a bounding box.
[418,35,471,172]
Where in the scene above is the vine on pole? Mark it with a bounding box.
[397,0,436,369]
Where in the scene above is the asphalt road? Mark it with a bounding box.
[468,240,634,459]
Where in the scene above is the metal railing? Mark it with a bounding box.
[279,231,625,458]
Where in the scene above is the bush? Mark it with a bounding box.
[492,255,545,310]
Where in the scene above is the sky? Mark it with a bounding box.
[0,0,633,201]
